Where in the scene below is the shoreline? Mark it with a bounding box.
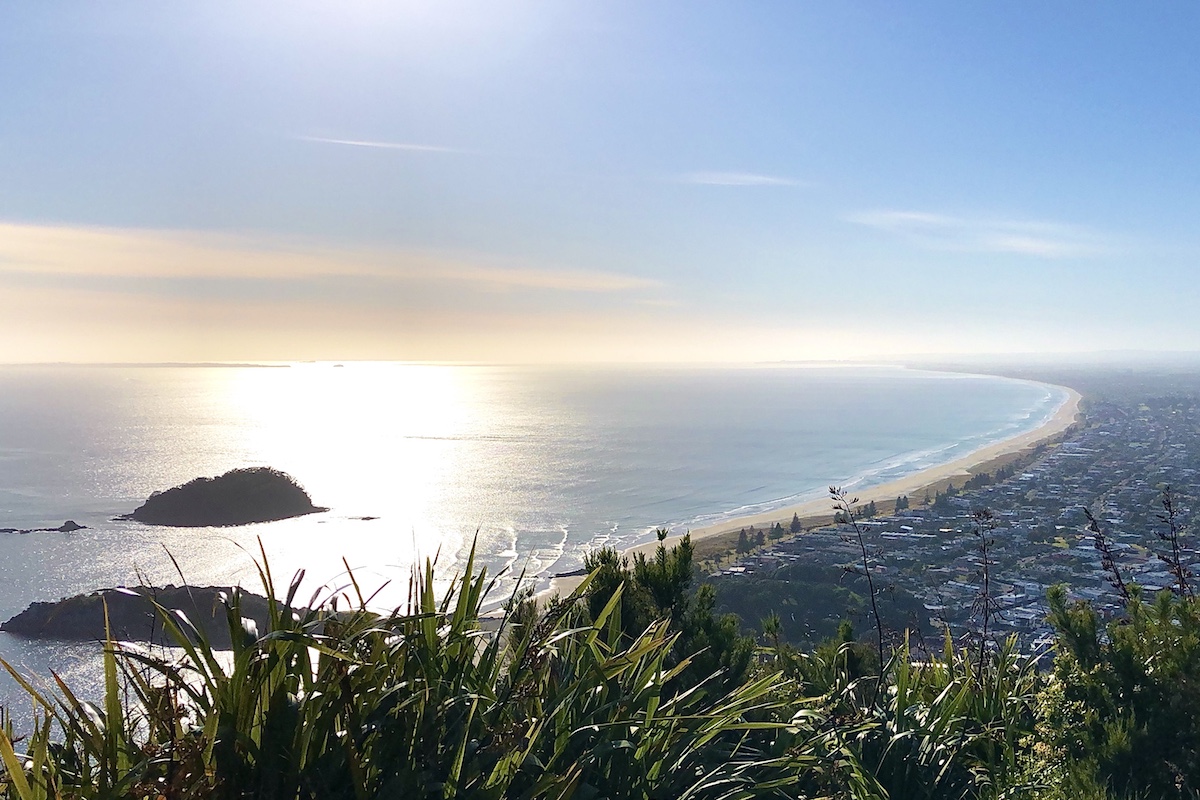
[546,383,1082,598]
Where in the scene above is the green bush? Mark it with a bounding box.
[583,534,754,693]
[1033,585,1200,798]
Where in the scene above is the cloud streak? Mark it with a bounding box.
[0,222,660,294]
[679,171,800,187]
[296,135,469,154]
[848,210,1108,258]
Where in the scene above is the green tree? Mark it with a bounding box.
[583,534,755,690]
[736,528,750,554]
[1036,585,1200,798]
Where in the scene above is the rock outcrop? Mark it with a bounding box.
[118,467,326,527]
[2,585,274,647]
[0,520,87,534]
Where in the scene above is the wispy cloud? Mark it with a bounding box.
[0,222,659,294]
[295,135,468,154]
[679,171,800,187]
[632,297,682,308]
[440,264,658,292]
[848,210,1109,258]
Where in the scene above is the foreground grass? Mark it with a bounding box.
[0,533,1194,799]
[0,545,817,800]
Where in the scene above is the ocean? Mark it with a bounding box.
[0,362,1066,705]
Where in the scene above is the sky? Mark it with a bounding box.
[3,2,1200,363]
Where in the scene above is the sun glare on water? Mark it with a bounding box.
[214,363,487,600]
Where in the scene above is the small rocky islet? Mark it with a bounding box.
[117,466,327,527]
[0,520,87,534]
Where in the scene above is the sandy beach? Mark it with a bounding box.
[547,383,1081,598]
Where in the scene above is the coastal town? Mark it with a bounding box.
[709,372,1200,648]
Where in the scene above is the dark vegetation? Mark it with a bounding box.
[119,467,326,527]
[712,560,927,645]
[582,530,755,692]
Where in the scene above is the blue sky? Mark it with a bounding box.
[3,2,1200,362]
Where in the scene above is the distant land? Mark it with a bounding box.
[0,362,290,368]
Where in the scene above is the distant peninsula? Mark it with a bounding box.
[118,467,326,527]
[2,585,273,647]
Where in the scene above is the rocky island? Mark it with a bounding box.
[2,585,274,647]
[118,467,327,527]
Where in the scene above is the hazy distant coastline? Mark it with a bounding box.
[549,382,1081,596]
[681,384,1080,541]
[0,362,289,369]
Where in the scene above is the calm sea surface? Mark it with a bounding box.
[0,363,1066,704]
